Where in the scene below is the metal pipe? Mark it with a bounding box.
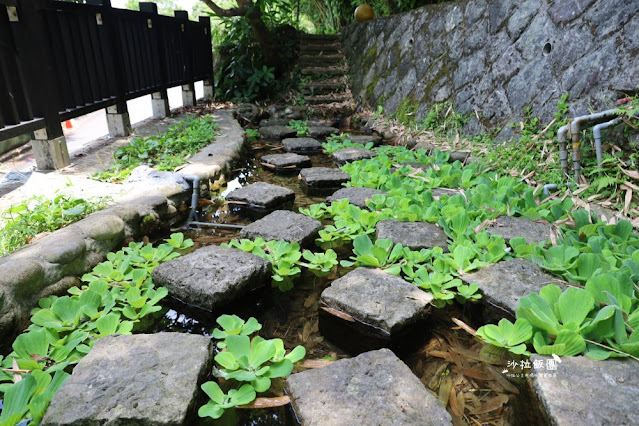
[557,125,570,177]
[182,175,200,228]
[542,183,558,197]
[592,116,624,170]
[569,109,618,181]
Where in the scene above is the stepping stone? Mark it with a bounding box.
[282,137,322,154]
[447,150,471,163]
[528,355,639,426]
[461,258,563,321]
[319,267,433,354]
[152,245,271,311]
[326,187,385,209]
[308,119,339,127]
[486,216,552,245]
[259,118,289,127]
[42,333,212,426]
[308,125,339,139]
[432,187,460,199]
[240,210,321,247]
[333,147,377,166]
[226,182,295,211]
[259,125,296,140]
[348,134,383,146]
[299,167,350,196]
[261,153,312,172]
[286,348,452,425]
[376,220,448,251]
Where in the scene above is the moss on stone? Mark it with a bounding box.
[366,73,381,100]
[394,95,420,126]
[363,44,377,63]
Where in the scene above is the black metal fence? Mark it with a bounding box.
[0,0,213,142]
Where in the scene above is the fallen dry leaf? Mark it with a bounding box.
[238,396,291,409]
[320,306,355,322]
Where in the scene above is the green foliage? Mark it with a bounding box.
[300,249,339,277]
[476,318,533,356]
[418,102,469,136]
[199,315,305,420]
[0,193,109,256]
[321,133,374,155]
[94,115,218,182]
[0,234,192,425]
[287,120,310,137]
[245,128,261,142]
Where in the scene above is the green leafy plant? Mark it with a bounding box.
[0,193,109,256]
[340,234,405,274]
[0,233,192,425]
[287,120,309,137]
[94,115,218,182]
[476,318,533,356]
[245,128,261,142]
[301,249,339,277]
[199,315,305,421]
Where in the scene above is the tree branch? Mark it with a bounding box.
[200,0,247,17]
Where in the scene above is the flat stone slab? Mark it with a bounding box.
[152,245,271,311]
[259,118,289,127]
[286,348,452,425]
[447,150,471,163]
[486,216,552,245]
[461,258,563,319]
[376,220,448,251]
[282,137,322,153]
[226,182,295,210]
[308,119,339,127]
[308,125,339,139]
[259,125,297,140]
[326,187,385,209]
[348,134,383,146]
[321,268,432,334]
[333,147,378,166]
[43,333,212,426]
[529,355,639,425]
[240,210,321,246]
[261,153,311,171]
[299,167,350,194]
[432,187,460,199]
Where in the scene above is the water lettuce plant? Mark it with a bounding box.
[0,233,193,426]
[199,316,305,420]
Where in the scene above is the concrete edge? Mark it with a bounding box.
[0,109,246,347]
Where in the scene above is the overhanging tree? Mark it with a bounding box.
[200,0,282,71]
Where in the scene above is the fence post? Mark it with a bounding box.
[93,0,132,137]
[199,15,214,99]
[140,2,170,118]
[14,0,69,170]
[175,10,195,107]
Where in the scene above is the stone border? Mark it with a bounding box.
[0,110,246,346]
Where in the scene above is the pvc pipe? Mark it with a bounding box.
[592,116,624,170]
[182,175,200,228]
[542,183,558,197]
[186,221,245,229]
[568,109,618,181]
[557,125,570,177]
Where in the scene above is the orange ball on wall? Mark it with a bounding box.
[355,4,374,22]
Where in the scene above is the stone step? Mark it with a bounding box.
[326,187,385,209]
[225,182,295,212]
[43,333,213,425]
[299,44,342,54]
[301,67,346,76]
[319,267,433,354]
[260,153,312,172]
[300,33,339,42]
[485,215,553,246]
[461,258,565,322]
[299,167,350,196]
[528,355,639,425]
[304,95,350,105]
[332,147,377,166]
[299,54,344,66]
[308,125,339,139]
[282,137,322,154]
[240,210,321,247]
[152,245,271,311]
[376,220,449,251]
[286,348,452,425]
[259,125,297,141]
[302,82,347,95]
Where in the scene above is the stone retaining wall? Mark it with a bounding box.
[0,110,246,347]
[342,0,638,138]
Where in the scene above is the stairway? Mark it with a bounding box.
[298,34,352,107]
